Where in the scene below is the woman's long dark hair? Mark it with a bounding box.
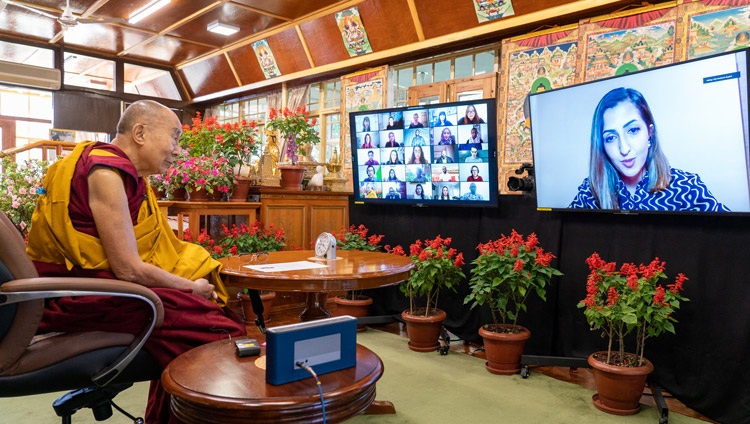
[589,87,670,209]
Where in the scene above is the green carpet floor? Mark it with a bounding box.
[0,328,705,423]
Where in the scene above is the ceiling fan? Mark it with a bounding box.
[1,0,125,28]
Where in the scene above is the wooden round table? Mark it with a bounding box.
[161,340,390,423]
[219,250,413,321]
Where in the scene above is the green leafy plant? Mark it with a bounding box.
[393,235,465,317]
[265,106,320,165]
[0,157,48,240]
[464,230,562,333]
[578,253,689,367]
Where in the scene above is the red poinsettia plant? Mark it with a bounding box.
[578,253,689,367]
[183,221,286,259]
[464,230,562,334]
[391,235,465,317]
[332,224,384,252]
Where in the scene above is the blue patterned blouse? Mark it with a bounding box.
[569,168,730,212]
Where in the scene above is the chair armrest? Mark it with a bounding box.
[1,277,163,326]
[0,277,164,386]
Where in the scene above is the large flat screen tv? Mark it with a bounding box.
[529,48,750,215]
[350,99,498,207]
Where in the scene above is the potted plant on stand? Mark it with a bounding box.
[179,112,261,201]
[265,106,320,190]
[464,230,563,375]
[579,253,689,415]
[394,235,465,352]
[331,224,385,331]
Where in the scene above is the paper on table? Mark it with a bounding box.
[244,261,327,272]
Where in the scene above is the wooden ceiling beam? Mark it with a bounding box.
[176,0,364,70]
[190,0,632,104]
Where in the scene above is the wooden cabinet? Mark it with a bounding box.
[251,188,351,312]
[252,188,350,250]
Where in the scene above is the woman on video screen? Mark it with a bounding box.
[569,87,729,211]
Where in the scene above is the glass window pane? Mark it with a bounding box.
[397,67,413,90]
[308,83,320,113]
[123,63,181,100]
[475,50,495,75]
[415,64,432,85]
[434,60,450,82]
[455,55,473,79]
[64,53,115,92]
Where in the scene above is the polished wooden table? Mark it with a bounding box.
[159,200,261,239]
[219,250,414,321]
[162,340,392,423]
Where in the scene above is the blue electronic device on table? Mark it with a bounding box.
[265,315,357,385]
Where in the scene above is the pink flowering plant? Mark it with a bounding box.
[578,253,689,367]
[172,155,236,196]
[0,157,48,239]
[394,235,465,317]
[464,230,562,334]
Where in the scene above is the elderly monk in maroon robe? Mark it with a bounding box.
[26,100,246,424]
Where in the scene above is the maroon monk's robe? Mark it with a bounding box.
[34,143,246,424]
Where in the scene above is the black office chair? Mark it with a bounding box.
[0,211,164,423]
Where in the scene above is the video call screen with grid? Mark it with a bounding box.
[350,98,498,207]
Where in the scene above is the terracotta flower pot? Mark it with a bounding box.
[279,165,306,190]
[238,291,275,324]
[334,294,373,332]
[478,324,531,375]
[401,308,446,352]
[588,352,654,415]
[230,176,252,202]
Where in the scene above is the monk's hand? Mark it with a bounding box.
[192,278,217,300]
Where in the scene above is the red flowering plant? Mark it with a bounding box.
[332,224,385,300]
[578,253,689,367]
[183,221,286,259]
[180,112,261,174]
[393,235,465,317]
[217,221,286,255]
[464,230,562,334]
[332,224,384,252]
[265,106,320,165]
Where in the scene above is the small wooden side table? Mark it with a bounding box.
[161,340,394,423]
[159,201,261,238]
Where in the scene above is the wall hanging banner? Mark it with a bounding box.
[335,6,373,57]
[474,0,515,22]
[252,39,281,79]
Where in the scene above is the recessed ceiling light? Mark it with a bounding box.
[128,0,171,24]
[207,20,239,36]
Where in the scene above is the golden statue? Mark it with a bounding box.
[264,128,280,176]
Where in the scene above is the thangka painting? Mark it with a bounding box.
[677,1,750,60]
[335,7,373,57]
[578,4,679,83]
[251,39,281,79]
[497,26,579,194]
[341,66,387,191]
[474,0,515,23]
